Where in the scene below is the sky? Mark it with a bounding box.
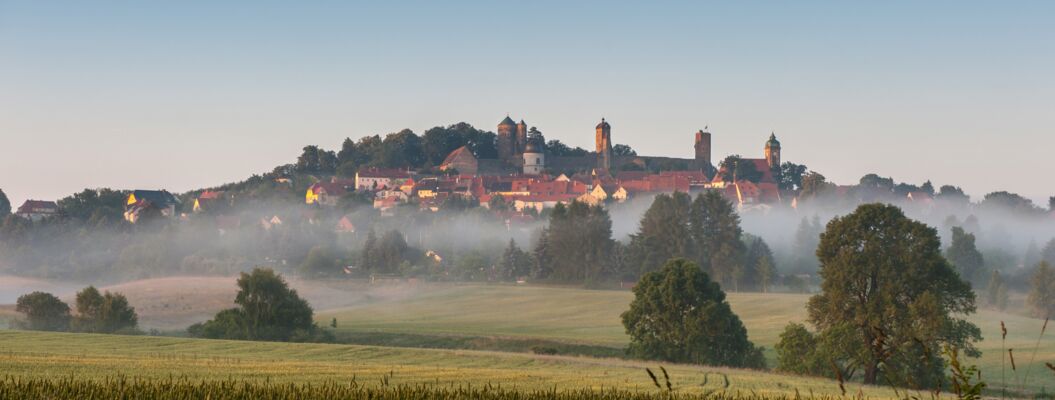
[2,1,1053,207]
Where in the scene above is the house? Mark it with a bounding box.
[335,215,356,234]
[578,184,628,206]
[124,190,180,223]
[192,191,228,213]
[305,182,351,206]
[15,200,59,221]
[355,168,412,192]
[260,215,283,230]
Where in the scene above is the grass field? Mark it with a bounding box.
[0,330,900,398]
[318,284,1055,393]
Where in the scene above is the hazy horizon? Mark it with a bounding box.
[3,1,1053,206]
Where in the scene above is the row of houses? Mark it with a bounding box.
[303,167,786,214]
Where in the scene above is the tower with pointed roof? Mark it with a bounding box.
[695,127,712,168]
[497,115,517,161]
[765,132,781,169]
[595,118,612,170]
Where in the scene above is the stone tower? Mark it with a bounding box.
[516,120,528,155]
[497,116,517,161]
[595,118,612,170]
[765,132,781,169]
[694,128,712,168]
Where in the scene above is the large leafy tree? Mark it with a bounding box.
[72,286,138,334]
[807,204,979,386]
[15,292,71,331]
[628,192,693,276]
[778,162,808,191]
[191,268,326,342]
[718,155,762,183]
[295,145,338,174]
[690,191,745,288]
[945,226,986,287]
[621,258,765,369]
[1028,261,1055,319]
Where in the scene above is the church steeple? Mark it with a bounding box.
[765,132,781,169]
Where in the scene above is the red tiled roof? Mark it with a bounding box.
[16,200,59,215]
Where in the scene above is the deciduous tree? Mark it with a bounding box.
[807,204,979,386]
[621,258,765,369]
[15,292,70,331]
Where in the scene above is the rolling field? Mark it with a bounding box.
[319,284,1055,393]
[0,330,898,398]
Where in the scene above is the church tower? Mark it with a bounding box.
[595,118,612,170]
[765,132,781,169]
[516,120,528,155]
[497,116,517,161]
[694,128,712,167]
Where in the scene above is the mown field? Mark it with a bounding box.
[318,284,1055,393]
[0,330,901,398]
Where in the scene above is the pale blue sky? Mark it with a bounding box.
[1,1,1053,206]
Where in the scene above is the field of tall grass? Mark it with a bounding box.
[0,330,905,398]
[317,284,1054,393]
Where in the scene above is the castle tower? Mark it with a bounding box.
[515,120,528,155]
[497,116,517,161]
[765,132,781,169]
[694,127,712,168]
[595,118,612,170]
[523,137,545,175]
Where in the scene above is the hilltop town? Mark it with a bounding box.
[9,116,792,223]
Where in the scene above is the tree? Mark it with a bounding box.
[628,192,693,277]
[985,269,1008,310]
[73,286,139,334]
[533,202,614,283]
[1042,238,1055,266]
[946,227,986,287]
[743,237,776,292]
[979,191,1043,216]
[791,216,823,274]
[15,292,71,331]
[807,204,979,386]
[0,188,10,216]
[622,258,765,369]
[378,129,425,168]
[295,145,338,174]
[936,185,970,205]
[374,230,411,273]
[1050,196,1055,212]
[690,191,745,288]
[774,323,826,375]
[718,155,762,183]
[191,268,327,342]
[497,239,532,281]
[612,144,637,156]
[298,245,338,278]
[778,162,808,191]
[545,140,588,157]
[799,172,834,200]
[1028,262,1055,319]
